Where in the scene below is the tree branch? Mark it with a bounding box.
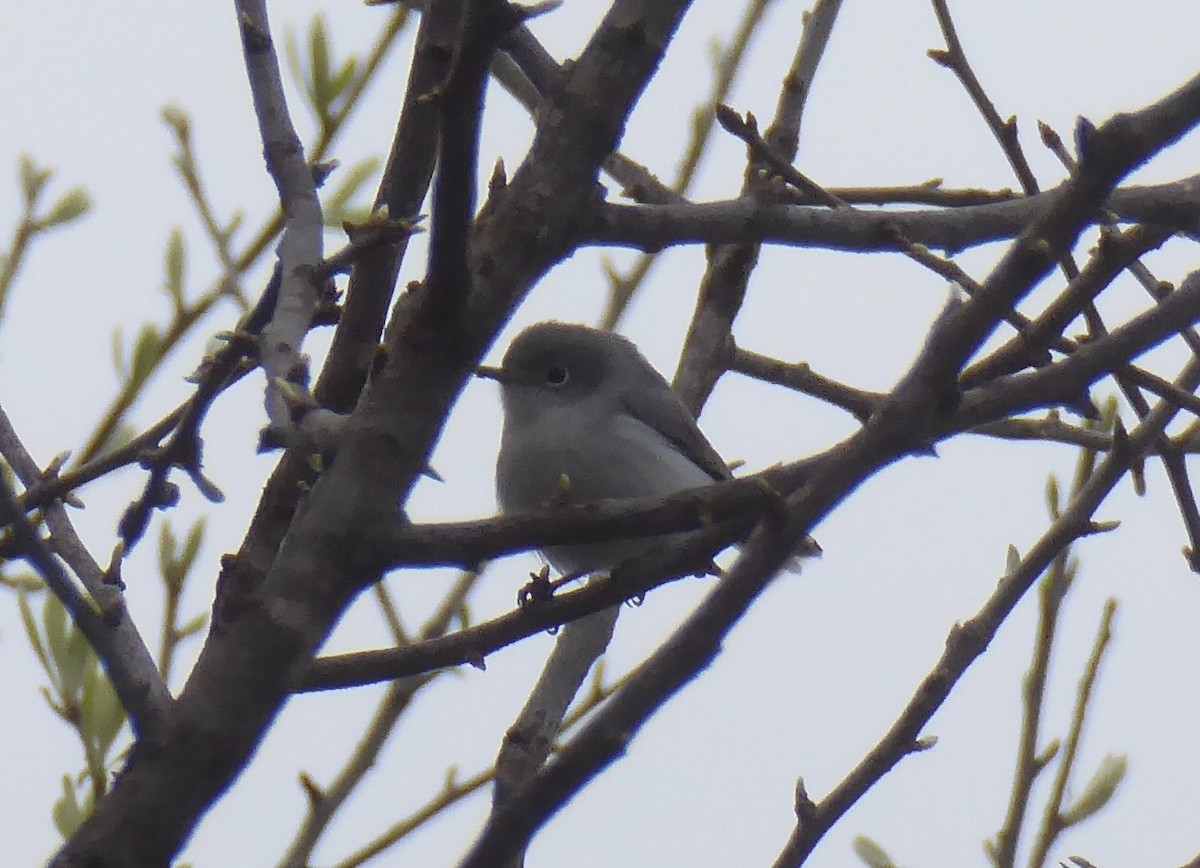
[772,355,1200,865]
[455,74,1200,861]
[54,1,699,863]
[585,177,1200,254]
[235,0,326,436]
[0,407,171,738]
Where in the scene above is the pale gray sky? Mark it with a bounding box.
[2,2,1199,866]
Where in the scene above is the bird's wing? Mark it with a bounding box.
[619,384,732,483]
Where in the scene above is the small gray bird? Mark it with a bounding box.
[478,321,731,576]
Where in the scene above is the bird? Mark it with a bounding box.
[478,321,733,577]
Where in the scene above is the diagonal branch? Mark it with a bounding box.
[673,0,844,416]
[488,8,846,837]
[772,365,1187,864]
[0,407,171,738]
[309,261,1200,696]
[928,0,1041,195]
[456,75,1200,862]
[54,2,700,865]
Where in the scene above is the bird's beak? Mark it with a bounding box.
[475,365,508,383]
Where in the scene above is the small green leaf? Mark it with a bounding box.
[158,519,178,583]
[111,326,127,380]
[336,206,372,227]
[309,15,332,117]
[179,518,207,576]
[1064,555,1080,582]
[128,325,162,388]
[90,421,137,462]
[224,210,244,240]
[283,25,306,99]
[42,187,92,227]
[1034,738,1061,768]
[18,591,52,675]
[1099,395,1119,427]
[3,571,45,592]
[59,622,93,701]
[1005,544,1021,574]
[706,36,723,66]
[1045,474,1061,519]
[175,611,209,640]
[160,104,190,138]
[1061,753,1127,826]
[600,255,620,287]
[43,593,69,673]
[853,835,899,868]
[164,228,186,310]
[328,57,359,105]
[82,664,127,763]
[19,153,51,202]
[983,837,998,862]
[52,775,85,839]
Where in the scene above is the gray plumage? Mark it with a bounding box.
[484,322,730,574]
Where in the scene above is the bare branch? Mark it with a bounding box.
[1026,598,1119,866]
[928,0,1041,195]
[54,2,701,863]
[456,75,1200,860]
[235,0,326,435]
[772,358,1200,865]
[586,177,1200,254]
[0,407,171,738]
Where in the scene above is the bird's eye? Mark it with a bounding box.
[545,365,569,386]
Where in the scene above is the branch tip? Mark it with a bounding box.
[794,777,816,821]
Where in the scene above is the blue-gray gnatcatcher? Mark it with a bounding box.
[478,321,732,575]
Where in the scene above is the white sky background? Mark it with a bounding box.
[2,1,1200,866]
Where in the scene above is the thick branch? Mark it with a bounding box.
[54,2,698,864]
[315,5,457,413]
[457,72,1200,861]
[586,177,1200,254]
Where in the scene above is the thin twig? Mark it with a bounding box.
[1043,128,1200,568]
[600,0,777,329]
[730,346,882,421]
[314,3,455,414]
[117,273,280,550]
[992,427,1105,866]
[928,0,1041,194]
[424,0,525,324]
[333,663,627,868]
[279,572,482,865]
[926,1,1200,569]
[1027,600,1119,866]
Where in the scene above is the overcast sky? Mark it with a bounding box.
[3,2,1200,866]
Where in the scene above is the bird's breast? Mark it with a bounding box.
[496,404,715,513]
